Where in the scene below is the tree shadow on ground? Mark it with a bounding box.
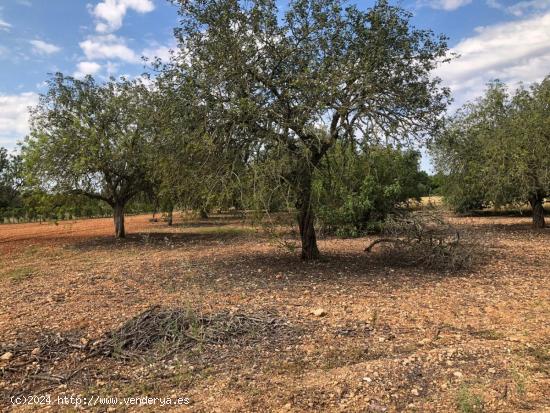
[460,206,550,218]
[455,219,550,237]
[67,228,257,252]
[155,243,494,297]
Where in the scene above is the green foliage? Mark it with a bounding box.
[315,144,428,237]
[21,74,157,236]
[456,385,485,413]
[172,0,450,257]
[0,148,22,210]
[432,77,550,221]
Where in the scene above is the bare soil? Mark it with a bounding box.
[0,213,548,412]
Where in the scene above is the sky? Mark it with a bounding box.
[1,0,549,170]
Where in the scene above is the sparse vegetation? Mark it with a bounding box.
[456,385,486,413]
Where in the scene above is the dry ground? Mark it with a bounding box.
[0,212,549,412]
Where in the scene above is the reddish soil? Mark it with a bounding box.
[0,213,548,412]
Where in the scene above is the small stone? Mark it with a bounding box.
[80,337,89,346]
[31,347,40,356]
[453,371,463,378]
[411,388,419,396]
[378,337,385,342]
[312,308,327,317]
[1,352,13,361]
[488,368,496,374]
[368,401,387,412]
[362,377,372,383]
[419,338,431,345]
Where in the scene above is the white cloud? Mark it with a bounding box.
[29,39,61,55]
[80,34,139,63]
[0,5,11,31]
[488,0,550,15]
[74,61,102,78]
[421,0,472,10]
[435,12,550,108]
[142,43,174,63]
[105,61,120,76]
[91,0,154,33]
[0,92,38,148]
[0,19,11,30]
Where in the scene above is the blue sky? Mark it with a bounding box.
[1,0,549,170]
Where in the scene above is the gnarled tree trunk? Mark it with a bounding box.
[113,203,126,238]
[167,206,173,226]
[298,202,319,260]
[296,172,319,260]
[529,193,546,229]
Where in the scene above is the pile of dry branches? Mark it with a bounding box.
[364,210,474,270]
[0,306,288,397]
[92,306,286,359]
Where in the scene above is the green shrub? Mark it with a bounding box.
[315,143,427,237]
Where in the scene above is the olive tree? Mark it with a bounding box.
[0,148,22,209]
[23,74,155,237]
[432,78,550,228]
[171,0,450,259]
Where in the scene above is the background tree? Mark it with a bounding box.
[148,62,251,222]
[172,0,450,259]
[431,78,550,228]
[0,148,22,210]
[315,143,429,237]
[22,74,155,237]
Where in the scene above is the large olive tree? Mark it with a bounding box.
[171,0,450,259]
[432,78,550,228]
[23,74,155,237]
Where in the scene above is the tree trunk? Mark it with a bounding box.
[199,208,209,219]
[529,194,546,229]
[167,207,173,226]
[296,174,319,260]
[298,203,319,260]
[113,203,126,238]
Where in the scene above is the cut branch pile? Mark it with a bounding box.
[364,210,474,270]
[1,306,288,398]
[91,306,286,359]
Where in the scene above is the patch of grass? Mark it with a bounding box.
[169,367,195,388]
[22,245,40,257]
[370,309,379,329]
[518,343,550,374]
[4,267,36,282]
[527,344,550,365]
[456,385,485,413]
[190,225,254,236]
[510,368,527,397]
[469,329,505,340]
